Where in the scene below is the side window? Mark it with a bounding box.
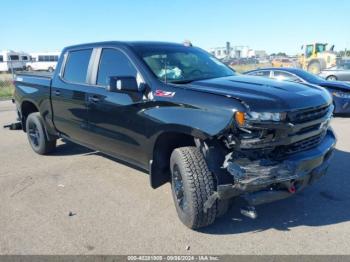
[305,45,313,58]
[0,56,3,62]
[273,71,301,82]
[9,55,19,61]
[63,49,92,83]
[248,70,270,78]
[96,48,137,86]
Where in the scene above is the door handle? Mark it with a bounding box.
[89,95,100,103]
[54,90,60,96]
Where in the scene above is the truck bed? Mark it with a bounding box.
[15,71,53,79]
[15,71,53,91]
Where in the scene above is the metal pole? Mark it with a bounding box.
[10,60,15,80]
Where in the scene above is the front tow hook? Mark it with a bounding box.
[288,184,296,194]
[240,206,258,219]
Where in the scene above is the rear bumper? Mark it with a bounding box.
[217,128,336,205]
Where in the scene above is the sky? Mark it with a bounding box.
[1,0,349,55]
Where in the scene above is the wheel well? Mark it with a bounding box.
[150,132,196,188]
[21,101,39,132]
[327,75,337,80]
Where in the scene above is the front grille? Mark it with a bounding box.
[273,131,326,159]
[288,104,330,124]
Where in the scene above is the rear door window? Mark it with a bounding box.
[343,64,350,70]
[63,49,92,83]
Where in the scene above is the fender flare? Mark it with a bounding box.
[20,99,54,141]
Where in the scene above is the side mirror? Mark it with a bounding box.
[301,45,304,50]
[107,76,139,92]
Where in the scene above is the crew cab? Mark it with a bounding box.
[13,41,336,229]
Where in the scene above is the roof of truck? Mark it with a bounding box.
[64,41,187,50]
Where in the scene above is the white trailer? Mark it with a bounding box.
[0,50,28,72]
[26,52,60,72]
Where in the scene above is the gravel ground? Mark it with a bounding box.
[0,100,350,255]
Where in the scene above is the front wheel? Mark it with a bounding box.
[26,112,56,155]
[308,61,321,74]
[170,147,217,229]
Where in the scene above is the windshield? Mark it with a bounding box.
[315,43,326,53]
[133,45,235,83]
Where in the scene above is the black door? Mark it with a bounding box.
[51,48,93,146]
[86,48,148,168]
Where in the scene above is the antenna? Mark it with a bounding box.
[164,58,167,84]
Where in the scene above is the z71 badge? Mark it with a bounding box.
[154,90,175,98]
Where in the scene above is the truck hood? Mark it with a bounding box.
[186,75,331,111]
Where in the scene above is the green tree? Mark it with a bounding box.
[276,52,287,57]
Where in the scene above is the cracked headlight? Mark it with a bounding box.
[246,112,285,121]
[333,91,350,99]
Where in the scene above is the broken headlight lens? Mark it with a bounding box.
[246,112,284,121]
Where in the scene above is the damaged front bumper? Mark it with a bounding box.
[217,129,336,206]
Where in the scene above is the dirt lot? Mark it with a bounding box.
[1,100,350,255]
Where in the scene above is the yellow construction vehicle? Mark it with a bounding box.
[298,43,337,74]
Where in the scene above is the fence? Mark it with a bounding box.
[0,73,14,99]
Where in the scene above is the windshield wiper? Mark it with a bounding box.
[169,79,197,84]
[168,75,234,85]
[170,76,217,84]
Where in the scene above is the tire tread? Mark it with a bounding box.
[171,147,217,228]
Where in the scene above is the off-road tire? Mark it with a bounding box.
[26,112,56,155]
[170,147,217,229]
[308,61,321,74]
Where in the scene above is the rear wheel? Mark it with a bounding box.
[26,66,32,71]
[326,75,337,81]
[26,112,56,155]
[48,67,54,73]
[308,61,321,74]
[170,147,217,229]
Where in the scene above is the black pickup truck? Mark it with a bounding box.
[14,41,336,229]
